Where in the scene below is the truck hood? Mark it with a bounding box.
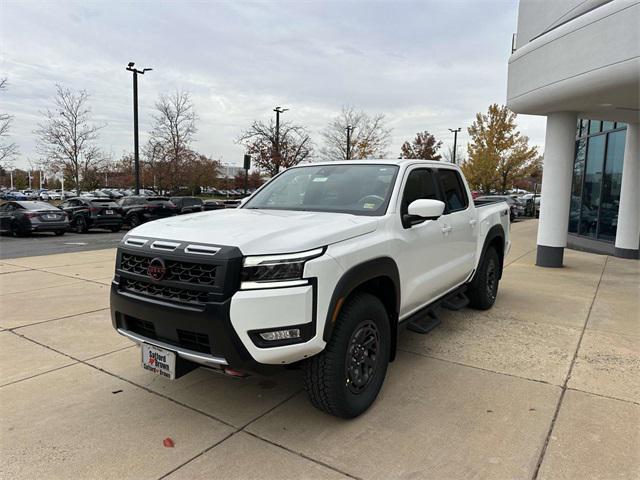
[127,208,379,255]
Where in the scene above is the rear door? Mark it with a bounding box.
[435,168,477,284]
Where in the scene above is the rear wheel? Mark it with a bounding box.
[129,214,142,228]
[75,216,88,233]
[468,246,500,310]
[109,225,121,233]
[303,293,390,418]
[54,230,65,236]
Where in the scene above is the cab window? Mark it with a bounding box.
[438,169,468,213]
[400,169,438,216]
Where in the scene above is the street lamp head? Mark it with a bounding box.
[127,62,135,68]
[143,68,153,73]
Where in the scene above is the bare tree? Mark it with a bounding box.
[441,144,466,164]
[35,84,105,192]
[147,91,198,191]
[320,106,391,160]
[0,78,19,168]
[237,119,313,176]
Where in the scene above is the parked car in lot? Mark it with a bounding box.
[60,197,123,233]
[0,200,68,236]
[111,159,511,418]
[202,199,225,211]
[475,195,521,222]
[1,191,28,201]
[118,196,177,228]
[170,196,204,215]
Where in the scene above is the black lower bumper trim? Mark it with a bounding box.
[110,284,279,375]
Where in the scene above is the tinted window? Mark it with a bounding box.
[580,135,606,237]
[438,169,468,212]
[401,169,438,215]
[598,130,625,241]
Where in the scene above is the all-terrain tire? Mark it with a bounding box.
[467,246,500,310]
[303,292,390,418]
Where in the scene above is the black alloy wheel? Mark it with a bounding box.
[345,320,380,394]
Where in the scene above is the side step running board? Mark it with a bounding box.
[404,287,469,335]
[442,292,469,311]
[407,309,441,334]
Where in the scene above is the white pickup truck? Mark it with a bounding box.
[110,159,510,417]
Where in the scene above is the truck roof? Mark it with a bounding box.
[297,159,459,168]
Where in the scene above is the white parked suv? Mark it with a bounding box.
[110,160,510,417]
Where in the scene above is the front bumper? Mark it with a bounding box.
[110,241,341,374]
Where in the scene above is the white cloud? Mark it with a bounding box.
[1,0,546,170]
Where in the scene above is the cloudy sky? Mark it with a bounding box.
[1,0,546,170]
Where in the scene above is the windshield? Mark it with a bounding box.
[244,164,399,216]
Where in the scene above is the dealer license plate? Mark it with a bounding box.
[45,214,58,220]
[105,209,114,215]
[141,344,176,380]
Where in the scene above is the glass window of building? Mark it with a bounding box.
[598,130,626,241]
[570,119,627,242]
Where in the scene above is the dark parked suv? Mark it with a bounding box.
[118,196,177,228]
[0,201,69,236]
[60,197,123,233]
[170,196,203,214]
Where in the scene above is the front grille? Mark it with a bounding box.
[124,316,212,355]
[177,329,211,354]
[120,253,217,286]
[121,278,209,305]
[129,318,157,339]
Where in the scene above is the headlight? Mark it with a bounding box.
[241,247,324,290]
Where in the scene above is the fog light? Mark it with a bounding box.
[259,328,301,342]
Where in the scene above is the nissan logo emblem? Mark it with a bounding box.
[147,257,166,281]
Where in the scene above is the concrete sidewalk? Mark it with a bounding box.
[0,220,638,479]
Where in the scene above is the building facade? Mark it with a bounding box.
[507,0,639,266]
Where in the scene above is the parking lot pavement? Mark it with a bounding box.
[0,219,638,480]
[0,229,124,259]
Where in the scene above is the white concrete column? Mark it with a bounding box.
[536,111,578,267]
[614,122,640,259]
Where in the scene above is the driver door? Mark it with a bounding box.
[394,167,451,317]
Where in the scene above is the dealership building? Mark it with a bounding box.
[507,0,639,266]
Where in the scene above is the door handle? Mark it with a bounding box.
[441,225,452,234]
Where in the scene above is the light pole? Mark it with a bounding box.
[346,125,353,160]
[150,143,162,192]
[9,170,13,190]
[273,106,288,173]
[448,128,461,165]
[126,62,152,195]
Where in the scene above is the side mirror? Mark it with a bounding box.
[403,199,445,228]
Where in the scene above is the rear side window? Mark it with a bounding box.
[438,169,468,213]
[400,168,438,215]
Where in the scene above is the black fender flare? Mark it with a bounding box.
[473,224,506,282]
[322,257,401,354]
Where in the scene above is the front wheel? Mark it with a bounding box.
[303,293,390,418]
[54,230,65,236]
[467,246,500,310]
[109,225,121,233]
